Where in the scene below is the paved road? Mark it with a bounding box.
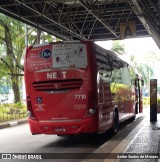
[0,113,146,162]
[0,123,114,162]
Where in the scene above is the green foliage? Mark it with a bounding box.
[0,102,27,122]
[111,40,126,55]
[13,102,25,109]
[0,104,5,111]
[128,66,136,84]
[143,97,160,106]
[0,14,60,103]
[136,63,154,87]
[143,97,150,106]
[129,54,154,88]
[27,26,58,45]
[0,14,25,103]
[157,98,160,105]
[144,51,160,61]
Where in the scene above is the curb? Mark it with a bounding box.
[0,118,28,129]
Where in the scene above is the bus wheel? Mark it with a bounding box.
[135,102,138,114]
[113,111,119,134]
[130,115,136,121]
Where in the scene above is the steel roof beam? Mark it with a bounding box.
[14,0,86,40]
[0,6,71,41]
[0,0,150,41]
[129,0,160,49]
[78,0,118,38]
[37,10,132,20]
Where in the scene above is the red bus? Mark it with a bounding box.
[24,41,143,135]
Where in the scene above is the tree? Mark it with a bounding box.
[0,14,59,103]
[111,40,126,55]
[0,14,24,103]
[129,54,154,89]
[136,63,154,87]
[27,26,59,46]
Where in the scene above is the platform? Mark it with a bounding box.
[85,107,160,162]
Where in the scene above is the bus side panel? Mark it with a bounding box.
[97,82,135,133]
[110,83,134,122]
[98,82,113,132]
[85,41,99,131]
[129,85,136,117]
[94,44,137,133]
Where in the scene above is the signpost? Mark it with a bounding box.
[150,79,157,122]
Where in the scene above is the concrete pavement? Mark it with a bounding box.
[85,107,160,162]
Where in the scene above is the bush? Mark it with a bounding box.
[143,97,150,106]
[143,97,160,106]
[0,102,27,121]
[157,98,160,105]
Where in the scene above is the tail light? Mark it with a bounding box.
[88,108,96,114]
[26,95,37,120]
[85,92,97,118]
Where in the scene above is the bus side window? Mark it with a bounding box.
[112,68,122,83]
[121,65,131,85]
[98,69,112,83]
[128,66,136,85]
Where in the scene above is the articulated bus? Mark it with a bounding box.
[24,41,143,135]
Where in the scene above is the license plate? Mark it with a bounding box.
[54,128,66,132]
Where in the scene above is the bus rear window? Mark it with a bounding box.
[52,43,87,68]
[27,43,88,72]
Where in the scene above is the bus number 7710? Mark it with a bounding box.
[75,94,86,100]
[24,41,143,135]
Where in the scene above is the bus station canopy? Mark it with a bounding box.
[0,0,159,47]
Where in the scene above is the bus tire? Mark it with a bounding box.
[135,102,138,114]
[112,111,119,134]
[131,115,136,121]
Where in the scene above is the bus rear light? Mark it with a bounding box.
[85,108,97,118]
[87,93,97,117]
[26,95,37,120]
[27,111,32,117]
[89,109,96,114]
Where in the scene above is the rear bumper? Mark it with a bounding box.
[28,116,98,135]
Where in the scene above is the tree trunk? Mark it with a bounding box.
[3,21,21,103]
[32,29,41,45]
[11,75,20,103]
[36,29,41,44]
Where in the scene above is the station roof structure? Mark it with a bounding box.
[0,0,160,48]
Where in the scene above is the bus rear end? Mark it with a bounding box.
[24,41,98,135]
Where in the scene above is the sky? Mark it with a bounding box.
[96,37,160,61]
[96,37,160,83]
